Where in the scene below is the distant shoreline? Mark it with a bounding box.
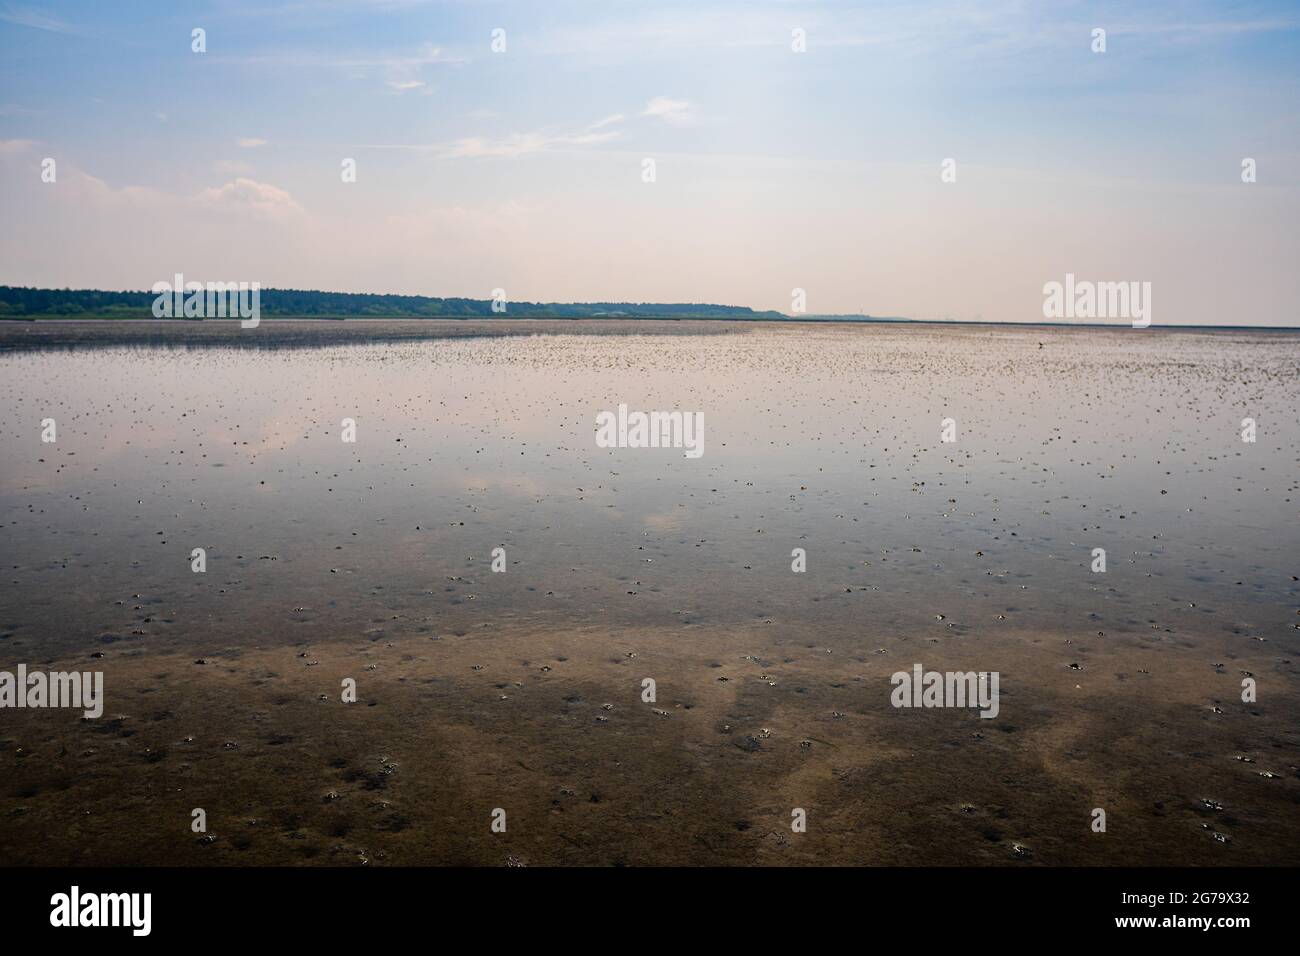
[0,317,1297,355]
[2,287,1295,330]
[2,315,1297,332]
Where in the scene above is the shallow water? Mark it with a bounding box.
[3,322,1297,653]
[1,321,1297,865]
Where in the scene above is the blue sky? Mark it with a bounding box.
[2,0,1298,323]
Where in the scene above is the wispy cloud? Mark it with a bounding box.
[0,2,81,35]
[236,137,268,149]
[0,145,300,220]
[216,0,444,18]
[642,96,697,127]
[517,0,1300,64]
[215,40,466,96]
[0,138,36,155]
[360,111,626,158]
[358,96,692,158]
[214,41,465,71]
[432,128,621,159]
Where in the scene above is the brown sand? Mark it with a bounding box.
[3,619,1295,866]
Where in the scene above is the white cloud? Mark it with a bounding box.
[450,127,621,157]
[198,178,302,217]
[218,41,464,71]
[379,42,448,94]
[237,137,268,148]
[54,169,169,210]
[361,112,623,158]
[0,146,297,220]
[642,96,697,127]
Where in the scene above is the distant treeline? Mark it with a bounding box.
[0,286,786,319]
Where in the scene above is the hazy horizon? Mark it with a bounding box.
[2,0,1299,325]
[6,282,1300,328]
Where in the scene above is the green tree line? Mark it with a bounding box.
[0,286,784,319]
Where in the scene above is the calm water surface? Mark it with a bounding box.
[2,323,1296,657]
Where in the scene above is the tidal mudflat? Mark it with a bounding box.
[0,320,1297,866]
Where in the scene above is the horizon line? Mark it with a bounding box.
[1,285,1296,331]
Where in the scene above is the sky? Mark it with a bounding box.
[1,0,1298,324]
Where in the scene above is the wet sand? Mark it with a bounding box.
[1,320,1297,865]
[2,617,1296,866]
[0,318,744,352]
